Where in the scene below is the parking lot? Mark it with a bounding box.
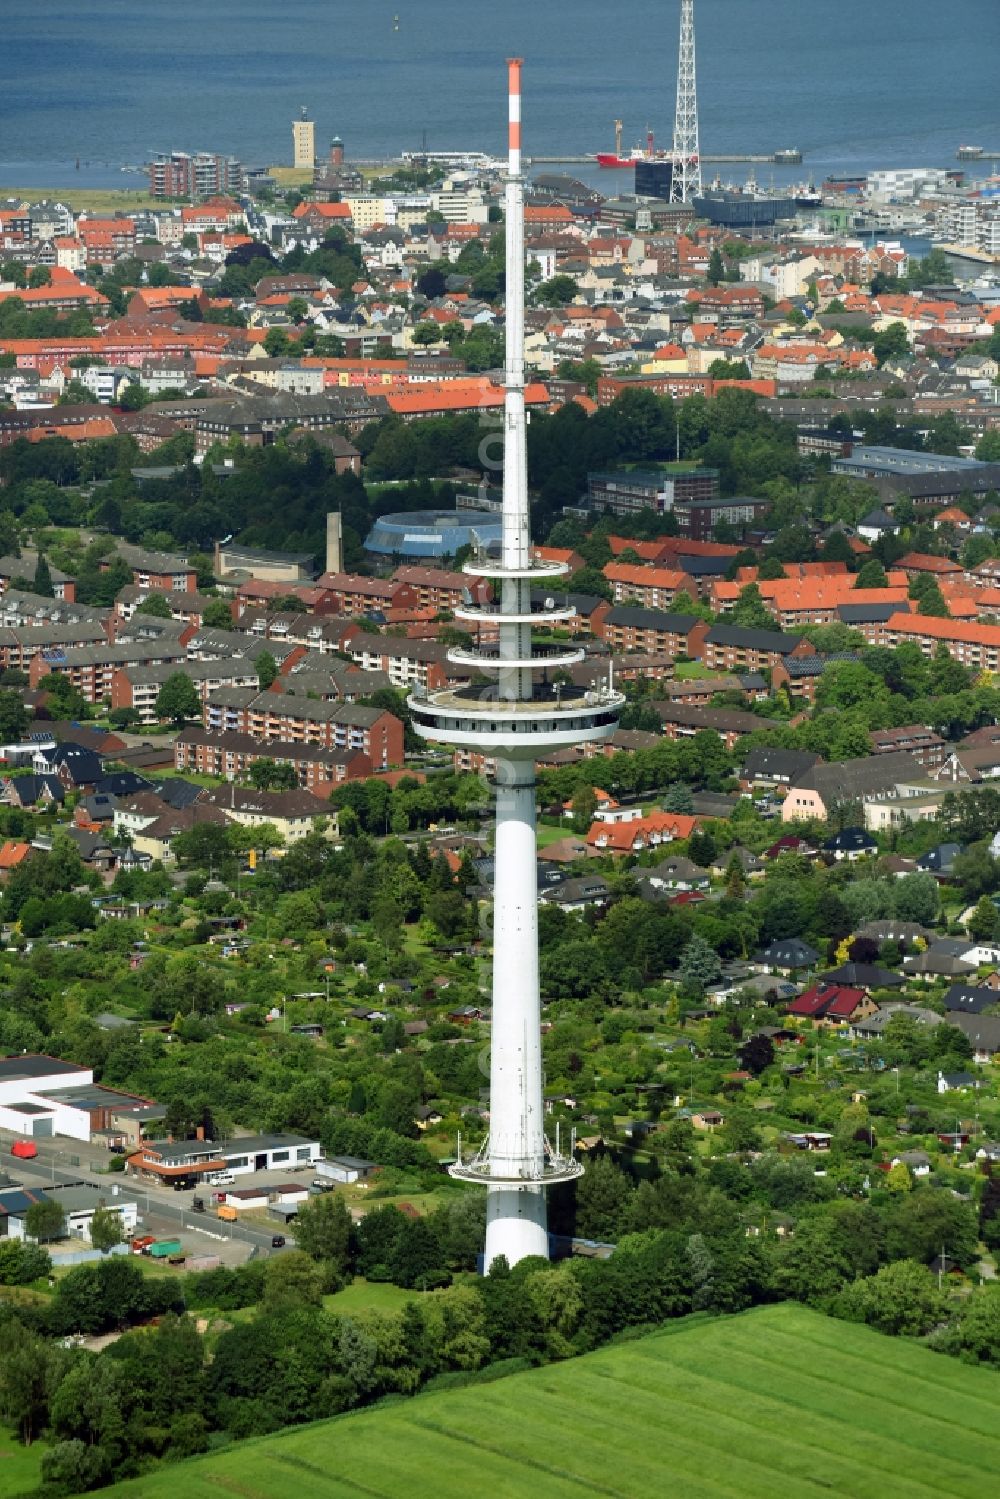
[0,1131,320,1261]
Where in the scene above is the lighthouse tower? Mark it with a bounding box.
[407,60,624,1270]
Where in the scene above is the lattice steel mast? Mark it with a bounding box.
[670,0,702,204]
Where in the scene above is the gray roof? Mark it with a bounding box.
[742,747,820,780]
[951,1012,1000,1051]
[604,607,699,633]
[705,624,804,654]
[790,750,923,801]
[941,983,999,1015]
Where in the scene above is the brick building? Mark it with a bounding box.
[175,728,371,793]
[672,495,771,541]
[602,563,689,610]
[203,690,403,769]
[700,624,811,673]
[870,724,948,771]
[597,607,709,658]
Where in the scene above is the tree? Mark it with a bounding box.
[678,933,722,997]
[732,584,776,631]
[707,248,726,286]
[0,1325,59,1445]
[32,552,53,597]
[968,895,999,943]
[89,1204,124,1253]
[535,274,579,307]
[262,1250,324,1311]
[834,1259,943,1337]
[202,597,234,630]
[154,672,200,725]
[0,687,29,744]
[573,1153,633,1240]
[855,557,889,589]
[908,572,949,617]
[390,1217,447,1290]
[263,326,292,357]
[662,781,695,814]
[871,321,910,366]
[136,591,172,618]
[37,670,88,720]
[25,1199,65,1243]
[416,267,447,300]
[248,758,298,791]
[256,651,279,690]
[570,782,597,833]
[893,872,939,926]
[292,1191,352,1276]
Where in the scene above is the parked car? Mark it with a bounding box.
[271,1235,286,1249]
[310,1178,335,1193]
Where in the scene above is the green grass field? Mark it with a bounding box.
[103,1303,1000,1498]
[0,1428,47,1499]
[322,1277,429,1316]
[0,186,159,213]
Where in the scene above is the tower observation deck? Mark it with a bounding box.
[407,60,623,1270]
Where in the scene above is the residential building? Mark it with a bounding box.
[870,724,948,771]
[672,495,772,541]
[174,728,371,792]
[587,468,719,517]
[700,624,811,673]
[782,750,924,823]
[597,607,708,658]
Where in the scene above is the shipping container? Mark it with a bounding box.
[148,1238,182,1259]
[217,1204,237,1222]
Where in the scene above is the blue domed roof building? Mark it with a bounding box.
[364,509,502,561]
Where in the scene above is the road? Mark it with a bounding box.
[2,1134,292,1259]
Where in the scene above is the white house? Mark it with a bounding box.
[0,1183,138,1241]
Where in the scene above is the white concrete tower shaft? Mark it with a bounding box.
[670,0,702,204]
[501,58,531,707]
[409,60,621,1273]
[484,59,547,1266]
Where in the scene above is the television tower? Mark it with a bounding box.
[408,60,623,1270]
[670,0,702,204]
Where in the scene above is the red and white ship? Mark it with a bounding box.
[595,122,671,169]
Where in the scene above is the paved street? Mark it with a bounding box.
[0,1132,306,1260]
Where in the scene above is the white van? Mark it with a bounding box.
[206,1170,235,1186]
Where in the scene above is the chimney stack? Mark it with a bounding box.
[326,511,343,576]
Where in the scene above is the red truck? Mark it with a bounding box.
[11,1140,37,1160]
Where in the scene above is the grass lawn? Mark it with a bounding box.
[0,1427,48,1498]
[0,186,159,213]
[322,1277,427,1316]
[536,821,576,848]
[103,1301,1000,1498]
[673,660,729,680]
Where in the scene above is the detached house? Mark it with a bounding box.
[585,811,698,854]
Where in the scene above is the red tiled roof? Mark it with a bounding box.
[898,551,961,574]
[788,983,866,1019]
